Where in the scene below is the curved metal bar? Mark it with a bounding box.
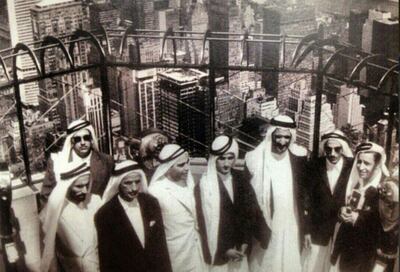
[12,43,42,77]
[240,29,249,66]
[160,27,177,64]
[348,54,385,83]
[0,55,10,81]
[321,47,348,74]
[377,63,399,90]
[40,36,73,74]
[291,32,318,66]
[99,25,111,56]
[200,29,211,65]
[293,36,339,68]
[69,29,106,66]
[118,26,141,63]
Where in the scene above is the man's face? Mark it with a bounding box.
[68,175,90,204]
[324,139,343,164]
[356,152,377,181]
[271,128,291,154]
[119,172,142,202]
[71,129,92,158]
[216,153,235,175]
[165,153,189,182]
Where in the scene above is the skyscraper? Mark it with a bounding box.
[31,0,90,129]
[334,84,364,131]
[158,68,211,156]
[7,0,40,105]
[296,94,335,152]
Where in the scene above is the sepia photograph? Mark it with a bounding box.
[0,0,398,271]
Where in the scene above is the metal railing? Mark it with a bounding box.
[0,25,398,185]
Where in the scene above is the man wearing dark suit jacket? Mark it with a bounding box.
[306,130,354,272]
[95,160,171,272]
[40,120,114,204]
[195,135,262,271]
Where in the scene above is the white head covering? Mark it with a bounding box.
[102,160,148,203]
[319,129,353,158]
[58,119,99,162]
[245,115,299,228]
[40,161,91,272]
[200,135,239,262]
[345,142,389,205]
[150,144,194,188]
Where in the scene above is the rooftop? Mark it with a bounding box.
[158,69,208,84]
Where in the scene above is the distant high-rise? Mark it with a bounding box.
[81,85,104,149]
[334,84,364,131]
[246,94,279,120]
[208,0,230,78]
[7,0,40,105]
[158,68,211,156]
[118,67,159,137]
[0,0,10,50]
[31,0,90,129]
[349,9,368,48]
[296,94,335,152]
[260,3,316,110]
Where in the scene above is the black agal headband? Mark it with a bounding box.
[270,118,296,129]
[66,121,91,135]
[321,132,349,143]
[60,163,90,180]
[112,164,142,176]
[356,142,373,153]
[158,147,186,163]
[210,136,233,156]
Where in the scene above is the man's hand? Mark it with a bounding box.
[303,234,312,250]
[225,248,245,262]
[339,207,352,223]
[240,244,248,255]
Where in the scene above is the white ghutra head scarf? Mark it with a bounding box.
[40,162,91,272]
[102,160,148,204]
[150,144,195,189]
[319,129,353,158]
[345,142,389,206]
[245,115,299,228]
[200,135,239,262]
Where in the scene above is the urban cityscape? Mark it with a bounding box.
[1,0,399,175]
[0,0,398,270]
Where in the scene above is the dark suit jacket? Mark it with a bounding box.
[41,150,114,202]
[331,186,380,272]
[95,193,172,272]
[195,169,264,265]
[244,152,310,252]
[307,157,353,245]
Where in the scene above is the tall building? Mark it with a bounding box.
[81,85,105,149]
[0,0,10,50]
[348,9,368,48]
[7,0,40,105]
[158,68,211,156]
[296,94,335,152]
[286,78,311,122]
[260,3,316,110]
[215,82,246,132]
[31,0,90,129]
[246,94,279,120]
[334,84,364,131]
[208,0,230,78]
[118,68,159,137]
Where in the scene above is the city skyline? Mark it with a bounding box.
[0,0,398,177]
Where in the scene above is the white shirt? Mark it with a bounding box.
[221,174,234,202]
[118,196,145,247]
[326,158,343,194]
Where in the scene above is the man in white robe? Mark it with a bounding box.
[40,162,102,272]
[245,115,311,272]
[148,144,207,272]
